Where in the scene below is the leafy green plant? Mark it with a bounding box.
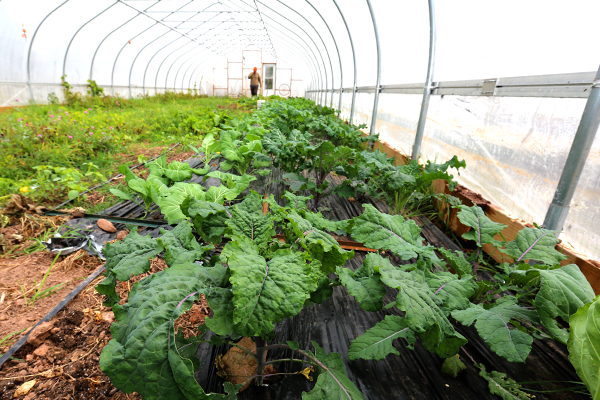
[30,163,105,201]
[87,79,105,97]
[282,140,356,210]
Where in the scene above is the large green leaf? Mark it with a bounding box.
[524,264,595,344]
[226,201,275,248]
[187,199,230,243]
[348,315,416,361]
[424,271,477,313]
[378,266,455,340]
[456,205,506,247]
[157,221,212,266]
[337,253,389,312]
[302,342,365,400]
[452,298,539,362]
[220,131,241,162]
[99,263,229,400]
[568,296,600,399]
[501,227,567,265]
[165,161,194,182]
[145,154,168,176]
[437,248,473,277]
[288,212,354,273]
[351,204,436,262]
[96,229,161,306]
[224,238,320,337]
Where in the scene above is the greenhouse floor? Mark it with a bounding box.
[0,154,587,400]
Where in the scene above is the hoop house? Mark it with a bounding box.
[1,1,600,399]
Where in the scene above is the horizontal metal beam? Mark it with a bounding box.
[306,71,597,99]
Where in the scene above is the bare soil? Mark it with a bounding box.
[0,250,103,342]
[0,257,210,400]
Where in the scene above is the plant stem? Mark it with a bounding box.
[255,336,266,386]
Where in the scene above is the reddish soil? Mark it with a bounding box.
[0,257,210,400]
[452,184,492,209]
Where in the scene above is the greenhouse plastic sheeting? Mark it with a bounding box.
[339,93,600,261]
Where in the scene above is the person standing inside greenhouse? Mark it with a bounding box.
[248,67,262,96]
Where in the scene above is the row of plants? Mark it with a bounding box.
[0,79,246,202]
[97,97,598,399]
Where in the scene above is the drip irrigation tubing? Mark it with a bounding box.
[52,142,182,211]
[0,264,106,368]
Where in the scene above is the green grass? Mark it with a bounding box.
[0,91,247,204]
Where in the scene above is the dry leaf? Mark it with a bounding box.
[13,379,36,397]
[39,366,63,378]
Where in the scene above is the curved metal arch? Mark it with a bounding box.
[305,0,343,111]
[255,0,329,105]
[143,35,185,94]
[219,0,320,96]
[275,0,335,108]
[149,17,240,94]
[332,0,357,123]
[256,10,325,104]
[149,20,243,95]
[162,22,247,93]
[63,1,117,78]
[90,9,143,82]
[119,0,199,98]
[169,47,209,91]
[155,41,198,93]
[110,21,159,98]
[366,0,382,140]
[412,0,436,161]
[140,8,230,95]
[27,0,70,101]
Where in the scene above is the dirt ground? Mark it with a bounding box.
[0,250,103,342]
[0,257,210,400]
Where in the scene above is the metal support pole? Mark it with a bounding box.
[276,0,335,108]
[366,0,381,142]
[542,64,600,233]
[90,12,141,85]
[305,0,343,112]
[63,2,117,78]
[27,0,70,102]
[332,0,357,124]
[411,0,437,161]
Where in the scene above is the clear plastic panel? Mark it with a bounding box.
[340,92,600,260]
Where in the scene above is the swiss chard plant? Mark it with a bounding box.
[282,140,356,210]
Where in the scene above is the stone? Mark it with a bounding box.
[33,344,50,357]
[26,322,53,346]
[97,219,117,233]
[101,312,115,324]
